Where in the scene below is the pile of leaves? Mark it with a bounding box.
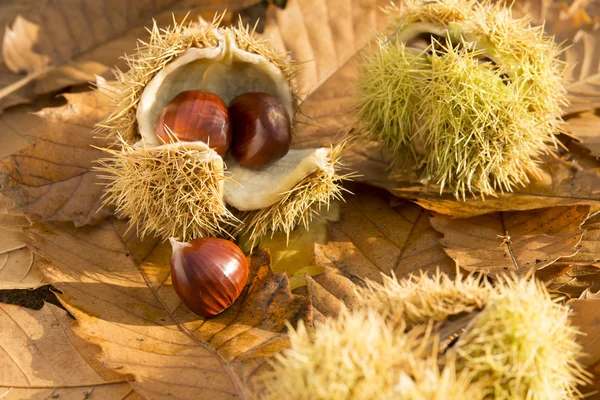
[0,0,599,398]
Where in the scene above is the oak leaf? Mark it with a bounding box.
[27,218,311,398]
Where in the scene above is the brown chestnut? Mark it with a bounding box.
[229,92,292,169]
[156,90,232,157]
[169,237,248,317]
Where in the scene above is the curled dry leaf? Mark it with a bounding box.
[430,206,589,276]
[0,302,137,399]
[0,194,42,289]
[315,185,455,285]
[0,92,113,226]
[27,218,312,398]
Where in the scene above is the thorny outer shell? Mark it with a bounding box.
[357,0,566,199]
[96,17,348,242]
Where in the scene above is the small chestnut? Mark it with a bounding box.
[156,90,232,157]
[229,92,292,169]
[169,237,248,317]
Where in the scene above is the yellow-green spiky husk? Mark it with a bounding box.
[357,0,566,199]
[260,273,590,399]
[259,311,486,400]
[96,139,238,241]
[234,143,350,246]
[96,14,299,144]
[454,277,590,399]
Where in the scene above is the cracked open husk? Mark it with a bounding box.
[356,0,567,199]
[95,15,347,242]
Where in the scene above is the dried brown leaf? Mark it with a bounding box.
[314,185,455,286]
[536,213,600,298]
[389,154,600,218]
[0,194,42,289]
[569,299,600,368]
[0,302,137,398]
[430,206,589,276]
[0,1,260,111]
[0,92,113,225]
[27,218,311,398]
[261,0,390,102]
[564,110,600,158]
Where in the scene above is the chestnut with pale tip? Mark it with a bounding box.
[156,90,232,157]
[169,237,249,317]
[229,92,292,169]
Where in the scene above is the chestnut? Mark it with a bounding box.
[169,237,248,317]
[156,90,232,157]
[229,92,292,169]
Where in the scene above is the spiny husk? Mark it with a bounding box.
[453,277,591,399]
[357,270,492,329]
[96,138,238,240]
[260,310,486,400]
[357,0,566,199]
[94,15,349,243]
[96,14,298,144]
[261,273,590,398]
[234,143,351,246]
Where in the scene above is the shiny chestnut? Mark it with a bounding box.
[156,90,232,157]
[169,237,248,317]
[229,92,292,169]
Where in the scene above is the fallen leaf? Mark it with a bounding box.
[569,299,600,368]
[0,91,113,226]
[388,154,600,218]
[315,185,456,284]
[535,212,600,298]
[0,194,42,289]
[0,301,137,399]
[0,102,44,159]
[430,206,589,276]
[305,267,362,321]
[2,16,50,74]
[0,1,261,111]
[27,218,312,398]
[564,110,600,158]
[510,0,600,114]
[562,25,600,115]
[262,0,390,102]
[538,264,600,299]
